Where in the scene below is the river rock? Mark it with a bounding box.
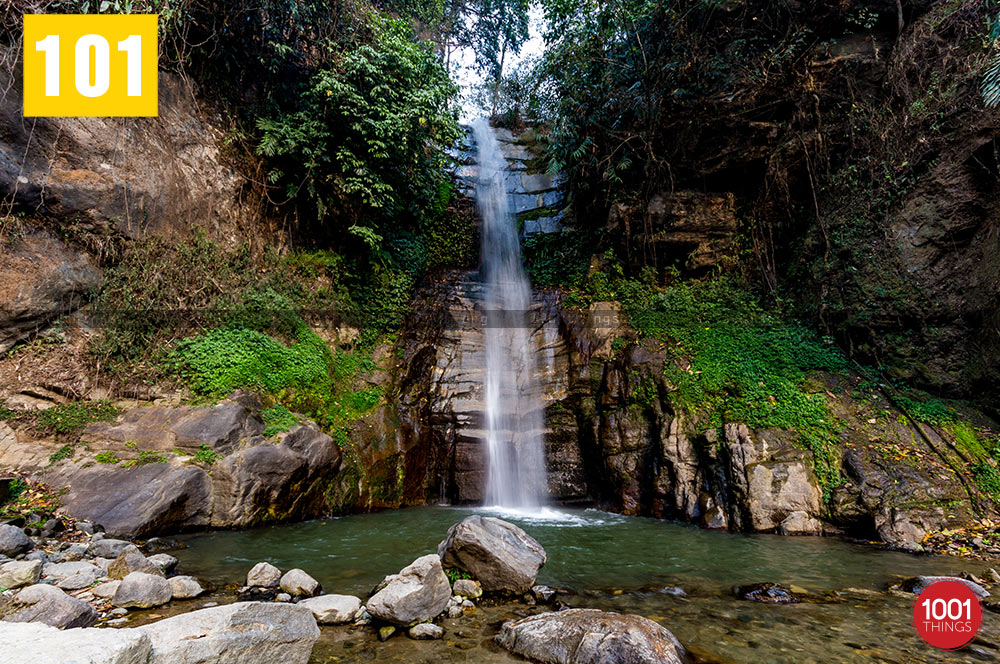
[134,601,320,664]
[734,583,801,604]
[168,576,205,599]
[0,560,42,589]
[496,608,688,664]
[147,554,178,575]
[246,562,282,587]
[88,538,132,559]
[297,594,361,624]
[110,545,164,580]
[452,578,482,599]
[57,569,98,590]
[3,583,98,628]
[900,576,990,598]
[42,560,100,583]
[0,524,33,556]
[367,554,452,626]
[0,620,153,664]
[408,623,444,639]
[438,516,546,593]
[279,568,320,597]
[113,572,173,608]
[93,580,121,600]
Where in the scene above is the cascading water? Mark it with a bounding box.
[471,117,548,510]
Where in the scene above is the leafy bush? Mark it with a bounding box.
[255,9,461,239]
[522,231,591,287]
[37,401,121,435]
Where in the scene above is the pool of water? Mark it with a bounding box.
[174,505,969,595]
[172,507,998,664]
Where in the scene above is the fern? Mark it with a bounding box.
[984,53,1000,108]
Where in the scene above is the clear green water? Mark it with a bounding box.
[175,506,965,596]
[172,507,999,664]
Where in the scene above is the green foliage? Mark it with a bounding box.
[262,404,299,437]
[48,444,74,464]
[193,444,220,464]
[94,451,119,464]
[255,9,460,237]
[123,450,168,467]
[522,231,591,287]
[891,393,958,426]
[983,13,1000,107]
[570,264,848,495]
[170,325,332,403]
[2,478,27,504]
[37,401,121,435]
[421,182,478,270]
[971,461,1000,501]
[445,567,473,583]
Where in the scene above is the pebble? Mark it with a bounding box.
[106,617,128,625]
[275,593,292,602]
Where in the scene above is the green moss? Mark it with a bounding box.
[971,461,1000,502]
[122,450,167,467]
[37,401,121,435]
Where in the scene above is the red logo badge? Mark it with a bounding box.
[912,580,983,650]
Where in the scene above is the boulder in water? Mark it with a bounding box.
[900,576,990,598]
[437,516,545,593]
[279,568,320,597]
[367,554,451,626]
[298,594,362,624]
[168,576,205,599]
[734,583,801,604]
[408,623,444,639]
[496,608,688,664]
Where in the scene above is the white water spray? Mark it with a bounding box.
[472,118,547,509]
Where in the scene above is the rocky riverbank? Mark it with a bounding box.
[6,510,1000,663]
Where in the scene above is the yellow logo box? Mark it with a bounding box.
[23,14,158,117]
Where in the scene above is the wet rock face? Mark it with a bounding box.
[437,516,546,593]
[0,393,342,537]
[496,608,689,664]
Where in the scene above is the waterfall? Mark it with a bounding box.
[471,118,547,510]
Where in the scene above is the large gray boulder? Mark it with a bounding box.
[113,572,173,608]
[297,594,361,625]
[437,516,546,593]
[42,560,100,583]
[0,560,42,589]
[134,601,319,664]
[496,609,688,664]
[367,554,451,626]
[2,583,98,629]
[0,621,152,664]
[0,524,33,557]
